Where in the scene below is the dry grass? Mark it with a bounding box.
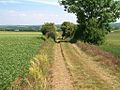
[76,42,120,69]
[61,43,120,90]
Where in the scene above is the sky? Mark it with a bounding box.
[0,0,77,25]
[0,0,120,25]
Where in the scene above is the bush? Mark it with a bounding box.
[61,21,76,39]
[46,32,56,41]
[41,23,56,41]
[41,23,56,35]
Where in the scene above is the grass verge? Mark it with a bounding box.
[61,43,116,90]
[76,41,120,82]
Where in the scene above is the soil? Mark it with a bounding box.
[50,42,120,90]
[51,43,74,90]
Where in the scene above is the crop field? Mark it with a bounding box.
[100,30,120,57]
[0,32,43,89]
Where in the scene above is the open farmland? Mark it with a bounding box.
[100,30,120,57]
[0,32,43,89]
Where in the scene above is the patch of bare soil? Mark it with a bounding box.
[51,43,74,90]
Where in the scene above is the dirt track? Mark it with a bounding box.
[51,43,120,90]
[51,43,74,90]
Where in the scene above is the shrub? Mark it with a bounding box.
[61,21,76,39]
[41,23,56,41]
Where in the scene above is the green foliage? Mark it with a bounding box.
[41,23,56,35]
[76,18,106,45]
[46,32,56,41]
[60,0,120,45]
[41,23,57,41]
[61,21,76,39]
[0,32,43,89]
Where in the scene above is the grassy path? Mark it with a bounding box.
[51,42,120,90]
[51,43,74,90]
[61,43,120,90]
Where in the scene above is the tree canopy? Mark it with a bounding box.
[61,21,76,39]
[41,23,56,35]
[60,0,120,45]
[40,23,56,41]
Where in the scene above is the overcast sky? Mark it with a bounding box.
[0,0,119,25]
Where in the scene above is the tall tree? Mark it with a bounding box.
[60,0,120,45]
[61,21,76,39]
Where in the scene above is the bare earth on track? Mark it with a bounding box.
[51,42,120,90]
[51,43,74,90]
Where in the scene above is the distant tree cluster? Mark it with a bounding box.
[40,23,57,41]
[110,23,120,30]
[40,22,76,42]
[0,26,40,32]
[60,0,120,45]
[61,21,76,39]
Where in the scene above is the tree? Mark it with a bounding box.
[41,23,56,35]
[61,21,76,39]
[60,0,120,45]
[41,23,56,41]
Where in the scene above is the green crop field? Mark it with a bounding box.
[0,32,43,89]
[100,30,120,57]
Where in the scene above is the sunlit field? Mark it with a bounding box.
[0,32,43,89]
[101,30,120,57]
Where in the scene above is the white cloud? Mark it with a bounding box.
[0,0,60,6]
[25,0,59,6]
[0,0,77,25]
[0,0,22,4]
[7,10,26,17]
[19,13,27,17]
[0,10,76,25]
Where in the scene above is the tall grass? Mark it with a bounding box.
[20,39,55,90]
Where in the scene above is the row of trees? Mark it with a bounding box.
[40,22,76,42]
[0,26,40,32]
[41,0,120,45]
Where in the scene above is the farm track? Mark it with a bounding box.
[51,42,120,90]
[62,43,120,90]
[51,43,74,90]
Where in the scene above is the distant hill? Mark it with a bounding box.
[0,25,61,32]
[110,23,120,30]
[0,25,41,32]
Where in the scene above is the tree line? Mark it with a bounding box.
[61,0,120,45]
[40,22,76,42]
[41,0,120,45]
